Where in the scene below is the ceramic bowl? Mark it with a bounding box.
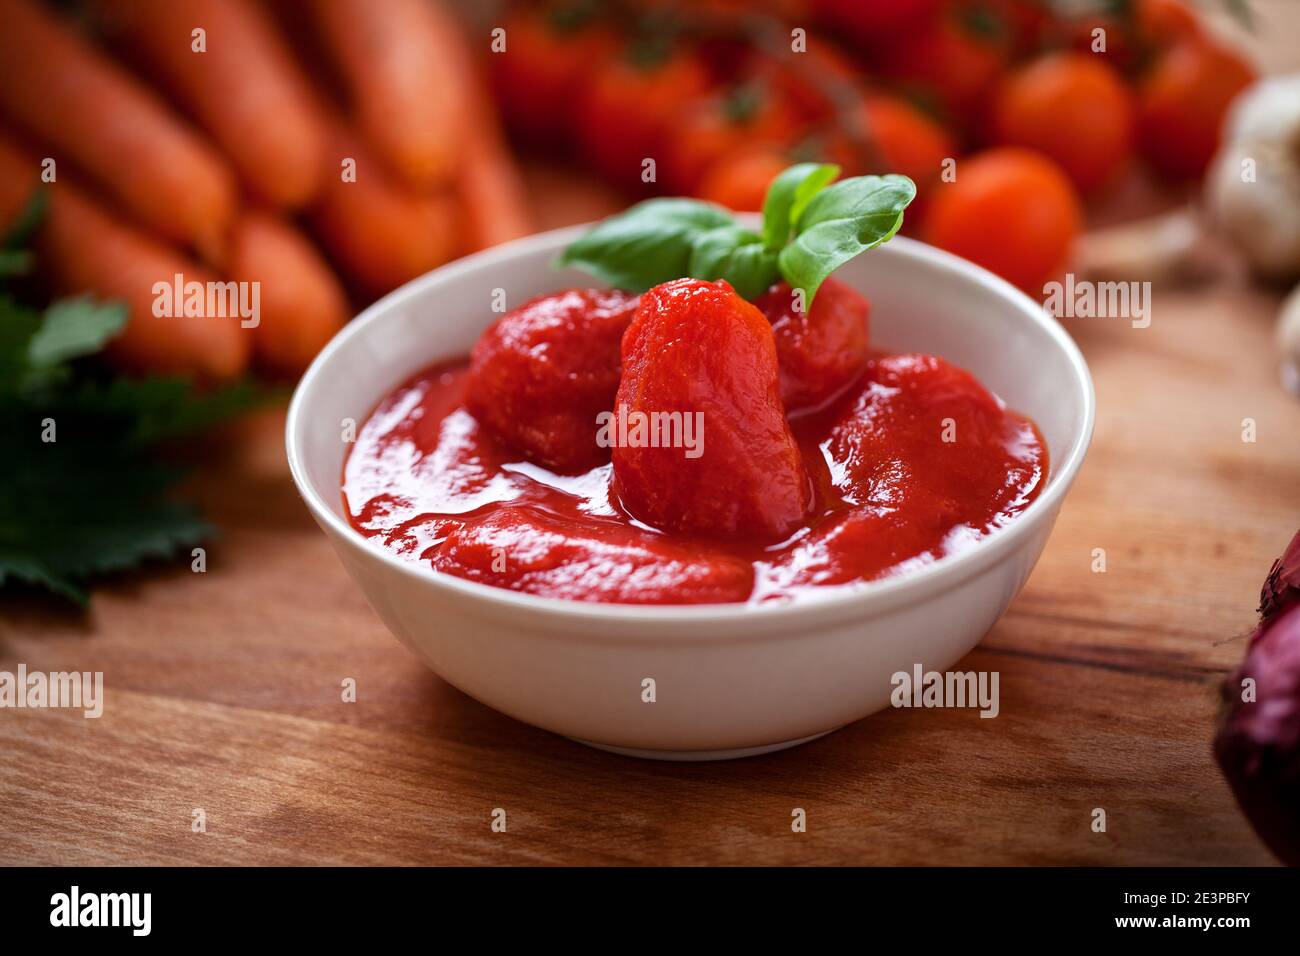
[286,227,1094,760]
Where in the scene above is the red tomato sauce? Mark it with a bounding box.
[342,352,1047,606]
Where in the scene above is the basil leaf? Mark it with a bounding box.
[687,225,779,301]
[761,162,840,251]
[28,296,127,369]
[777,174,916,308]
[556,198,735,291]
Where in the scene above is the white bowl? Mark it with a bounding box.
[286,227,1094,760]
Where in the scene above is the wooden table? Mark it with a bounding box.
[4,8,1299,868]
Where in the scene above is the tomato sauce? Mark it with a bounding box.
[342,349,1047,606]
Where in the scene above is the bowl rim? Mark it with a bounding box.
[286,226,1095,626]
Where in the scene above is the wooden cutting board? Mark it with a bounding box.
[4,7,1299,867]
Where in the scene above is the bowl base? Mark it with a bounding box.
[570,728,839,762]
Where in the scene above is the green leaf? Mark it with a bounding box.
[560,165,912,306]
[0,553,89,605]
[687,225,779,301]
[777,174,916,308]
[0,249,32,278]
[556,198,735,292]
[0,294,42,394]
[2,186,47,253]
[27,296,127,368]
[761,162,840,251]
[94,375,269,445]
[0,201,264,607]
[0,398,215,605]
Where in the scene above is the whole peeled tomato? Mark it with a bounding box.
[429,505,754,605]
[1138,37,1256,179]
[465,288,639,473]
[1215,604,1300,866]
[612,278,811,541]
[992,52,1136,194]
[923,147,1083,295]
[575,45,712,194]
[754,277,870,414]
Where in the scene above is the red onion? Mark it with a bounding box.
[1259,528,1300,626]
[1215,530,1300,866]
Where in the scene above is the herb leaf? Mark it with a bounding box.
[559,163,914,309]
[687,225,778,301]
[27,296,127,369]
[556,198,733,292]
[761,162,839,251]
[0,282,264,605]
[778,174,916,307]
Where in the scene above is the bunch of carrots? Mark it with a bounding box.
[0,0,531,381]
[493,0,1256,294]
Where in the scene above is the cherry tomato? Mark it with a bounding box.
[924,147,1083,295]
[859,94,956,186]
[879,8,1010,125]
[663,82,802,193]
[576,44,713,194]
[490,5,618,147]
[993,52,1136,193]
[696,147,789,211]
[761,42,863,125]
[1137,37,1256,179]
[812,0,942,49]
[1136,0,1201,49]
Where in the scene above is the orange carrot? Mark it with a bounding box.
[0,0,237,260]
[306,0,469,188]
[458,84,533,252]
[92,0,326,210]
[0,132,249,381]
[228,213,348,377]
[309,119,459,296]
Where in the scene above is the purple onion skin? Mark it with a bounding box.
[1214,604,1300,866]
[1259,529,1300,625]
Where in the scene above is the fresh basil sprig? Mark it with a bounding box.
[556,163,915,308]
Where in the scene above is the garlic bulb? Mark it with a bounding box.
[1280,283,1300,395]
[1206,74,1300,283]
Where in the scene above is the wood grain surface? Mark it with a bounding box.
[3,5,1299,868]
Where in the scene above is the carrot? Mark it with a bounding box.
[0,132,249,381]
[228,213,348,377]
[305,0,469,188]
[0,0,237,260]
[309,119,459,296]
[458,84,533,252]
[91,0,326,210]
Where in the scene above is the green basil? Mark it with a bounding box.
[555,198,733,292]
[558,164,915,309]
[687,226,779,301]
[778,174,916,308]
[760,162,840,251]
